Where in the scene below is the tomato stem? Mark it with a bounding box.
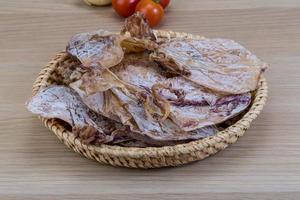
[152,0,160,4]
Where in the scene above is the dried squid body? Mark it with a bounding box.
[151,38,267,94]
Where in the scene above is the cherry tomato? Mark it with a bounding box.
[112,0,141,17]
[159,0,170,9]
[135,0,164,27]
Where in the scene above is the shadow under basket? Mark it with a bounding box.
[32,30,268,168]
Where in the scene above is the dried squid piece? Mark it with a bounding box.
[66,30,124,69]
[26,86,117,144]
[113,56,251,131]
[121,12,156,41]
[154,77,252,131]
[111,53,171,121]
[111,87,219,144]
[151,38,268,94]
[49,54,118,121]
[120,12,158,53]
[70,52,168,124]
[107,56,222,142]
[162,89,249,132]
[70,80,138,130]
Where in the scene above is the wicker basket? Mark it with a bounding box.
[32,30,268,168]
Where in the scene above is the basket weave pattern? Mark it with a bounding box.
[32,30,268,168]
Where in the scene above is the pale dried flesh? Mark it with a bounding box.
[151,38,268,94]
[26,13,266,147]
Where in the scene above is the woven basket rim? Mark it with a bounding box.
[32,30,268,161]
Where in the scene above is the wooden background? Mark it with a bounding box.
[1,0,300,199]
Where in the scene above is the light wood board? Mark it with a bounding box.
[1,0,300,199]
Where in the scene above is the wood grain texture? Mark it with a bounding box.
[0,0,300,199]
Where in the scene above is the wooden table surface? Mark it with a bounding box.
[1,0,300,199]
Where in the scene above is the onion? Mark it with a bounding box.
[83,0,112,6]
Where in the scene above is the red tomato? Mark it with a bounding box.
[159,0,170,9]
[135,0,164,27]
[112,0,141,17]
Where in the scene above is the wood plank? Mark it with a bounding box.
[0,0,300,199]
